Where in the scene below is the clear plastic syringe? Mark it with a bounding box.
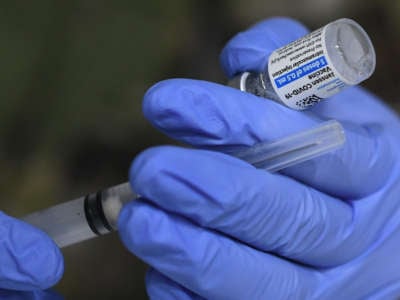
[22,120,345,248]
[228,18,376,110]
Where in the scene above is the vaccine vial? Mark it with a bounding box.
[228,18,376,110]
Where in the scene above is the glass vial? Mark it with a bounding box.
[228,18,376,110]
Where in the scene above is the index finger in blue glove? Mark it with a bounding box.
[143,79,394,199]
[0,212,63,291]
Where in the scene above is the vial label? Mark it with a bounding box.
[268,26,347,110]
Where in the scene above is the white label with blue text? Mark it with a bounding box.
[268,26,348,110]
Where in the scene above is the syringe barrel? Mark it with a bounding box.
[22,197,97,248]
[229,18,375,110]
[22,183,135,248]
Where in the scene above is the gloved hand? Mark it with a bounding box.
[0,211,63,299]
[119,18,400,299]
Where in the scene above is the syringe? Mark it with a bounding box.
[22,120,345,248]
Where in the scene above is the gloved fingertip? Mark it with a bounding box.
[143,78,242,146]
[146,268,202,300]
[142,79,177,125]
[143,78,202,132]
[0,212,64,291]
[220,17,309,77]
[118,201,156,257]
[128,146,174,195]
[118,200,203,272]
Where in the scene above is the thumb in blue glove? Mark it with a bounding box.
[0,211,63,296]
[119,18,400,299]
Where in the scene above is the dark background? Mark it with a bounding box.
[0,1,399,299]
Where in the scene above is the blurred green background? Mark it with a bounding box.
[0,0,399,299]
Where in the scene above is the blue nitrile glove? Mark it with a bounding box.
[119,17,400,299]
[0,289,63,300]
[0,211,63,299]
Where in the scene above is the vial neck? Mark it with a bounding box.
[245,72,281,103]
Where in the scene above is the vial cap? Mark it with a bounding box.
[325,18,376,85]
